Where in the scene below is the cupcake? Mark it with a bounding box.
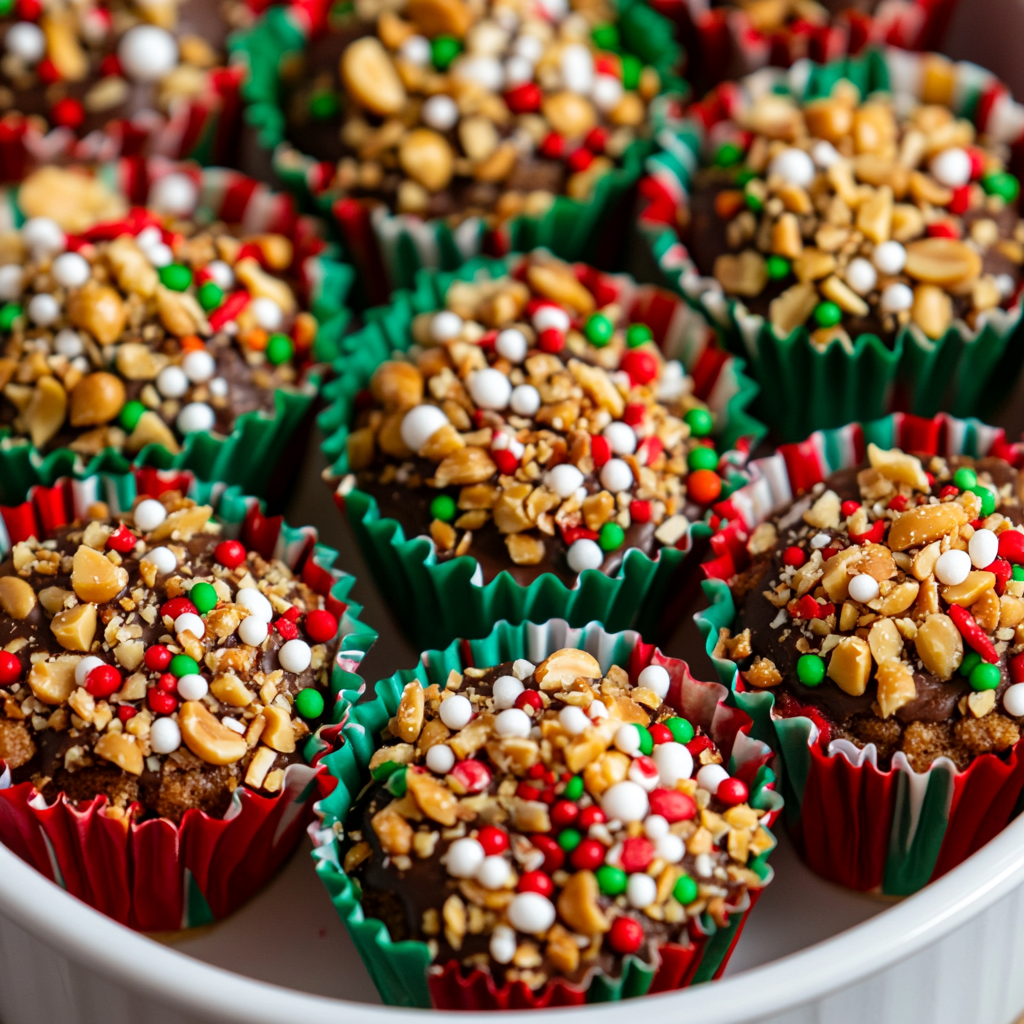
[0,162,353,505]
[701,411,1024,894]
[0,472,374,930]
[641,49,1024,441]
[313,617,781,1008]
[0,0,250,178]
[319,252,764,650]
[230,0,683,296]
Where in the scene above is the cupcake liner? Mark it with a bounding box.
[639,48,1024,442]
[318,253,764,651]
[0,158,354,506]
[0,66,245,185]
[310,616,783,1008]
[0,467,376,931]
[228,0,686,301]
[696,410,1024,896]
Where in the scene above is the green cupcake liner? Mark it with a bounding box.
[318,254,764,651]
[639,47,1024,442]
[0,160,354,506]
[228,0,687,296]
[311,617,782,1008]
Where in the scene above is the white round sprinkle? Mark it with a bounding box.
[27,294,59,327]
[206,260,234,290]
[149,173,198,216]
[118,25,179,82]
[603,421,637,455]
[510,383,540,417]
[146,243,174,268]
[422,94,459,131]
[599,458,633,494]
[627,872,658,909]
[504,55,533,86]
[696,763,730,797]
[1004,683,1024,717]
[845,257,877,296]
[567,538,603,574]
[236,587,273,622]
[810,532,831,549]
[53,328,84,358]
[514,33,543,61]
[558,705,589,735]
[532,305,570,333]
[873,241,907,276]
[601,780,649,822]
[492,675,524,710]
[644,814,669,840]
[75,656,105,687]
[657,833,685,863]
[156,365,189,399]
[592,73,623,112]
[135,226,162,250]
[145,546,176,574]
[996,273,1016,299]
[445,837,485,878]
[929,147,971,188]
[175,612,205,639]
[628,757,659,791]
[177,402,215,434]
[489,924,517,964]
[507,892,556,934]
[279,638,312,674]
[177,674,209,701]
[969,528,999,569]
[400,404,448,453]
[495,327,528,363]
[209,377,229,398]
[5,22,45,63]
[182,350,216,383]
[430,310,463,341]
[561,43,593,93]
[768,147,815,187]
[614,723,641,755]
[695,852,715,878]
[468,368,512,410]
[879,282,913,314]
[133,498,167,532]
[653,741,693,786]
[494,707,531,738]
[810,140,841,168]
[439,694,473,730]
[545,463,583,499]
[251,297,283,331]
[477,855,511,890]
[638,664,670,699]
[935,548,972,586]
[52,252,91,289]
[848,573,880,603]
[426,743,456,774]
[150,717,182,754]
[21,218,65,257]
[0,265,24,301]
[588,699,608,719]
[454,54,504,91]
[222,717,246,734]
[399,34,431,65]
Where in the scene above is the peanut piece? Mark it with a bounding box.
[28,659,77,704]
[535,648,602,690]
[50,604,97,652]
[69,372,126,427]
[405,766,458,825]
[341,37,406,116]
[260,706,296,753]
[72,544,128,603]
[0,576,36,619]
[828,636,872,696]
[556,870,609,936]
[94,732,144,776]
[396,681,425,742]
[875,660,917,719]
[904,238,982,288]
[888,502,968,550]
[179,700,248,765]
[913,613,963,680]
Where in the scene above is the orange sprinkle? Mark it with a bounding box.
[293,311,318,351]
[245,328,268,351]
[714,190,746,220]
[180,334,206,352]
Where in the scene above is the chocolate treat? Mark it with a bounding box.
[706,0,881,33]
[280,0,668,225]
[0,491,344,822]
[0,183,317,462]
[718,442,1024,772]
[685,81,1024,348]
[343,253,724,587]
[340,648,772,990]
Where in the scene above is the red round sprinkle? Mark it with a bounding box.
[620,836,655,873]
[608,916,644,954]
[17,0,42,18]
[144,644,172,672]
[516,782,540,801]
[821,546,838,561]
[106,524,137,552]
[594,55,617,76]
[161,597,197,620]
[515,690,543,712]
[529,834,565,873]
[716,777,749,806]
[493,448,519,475]
[157,673,178,693]
[939,485,960,499]
[927,220,959,239]
[629,499,652,523]
[51,98,85,129]
[987,557,1012,595]
[584,127,608,153]
[621,350,659,386]
[622,401,646,426]
[550,799,579,828]
[275,617,300,640]
[948,185,971,215]
[539,786,557,805]
[305,609,339,643]
[999,530,1024,564]
[591,434,611,467]
[528,762,546,779]
[518,870,554,897]
[99,53,121,77]
[539,327,565,353]
[782,546,806,568]
[577,806,606,829]
[841,500,861,517]
[477,826,508,855]
[86,664,121,698]
[967,146,986,179]
[36,57,60,84]
[570,838,605,870]
[117,705,137,723]
[648,788,697,822]
[0,651,20,686]
[148,688,177,714]
[214,539,246,569]
[567,148,594,173]
[648,723,673,745]
[543,770,556,785]
[540,132,565,159]
[450,759,491,794]
[504,82,542,113]
[888,494,908,512]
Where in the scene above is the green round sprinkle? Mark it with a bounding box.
[169,654,199,678]
[0,0,14,15]
[0,303,22,331]
[266,332,294,366]
[953,467,978,491]
[983,170,1020,203]
[636,723,653,756]
[599,522,625,552]
[970,485,996,517]
[626,323,653,348]
[158,264,192,291]
[688,446,718,472]
[685,408,714,438]
[308,90,340,120]
[745,191,763,212]
[714,142,743,168]
[673,873,699,905]
[371,758,403,781]
[385,766,408,797]
[665,716,694,744]
[960,650,981,679]
[190,581,218,615]
[296,687,326,719]
[970,662,1001,692]
[591,22,620,49]
[596,864,628,896]
[198,280,224,311]
[620,54,641,90]
[119,399,146,432]
[430,494,457,522]
[1014,565,1024,582]
[797,654,826,687]
[814,301,842,328]
[766,255,791,280]
[734,167,757,186]
[557,828,582,852]
[563,775,584,800]
[431,35,461,69]
[585,312,614,347]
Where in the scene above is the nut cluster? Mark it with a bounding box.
[702,84,1023,346]
[0,492,341,817]
[721,444,1024,770]
[0,179,314,459]
[345,255,721,577]
[288,0,664,221]
[345,648,771,988]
